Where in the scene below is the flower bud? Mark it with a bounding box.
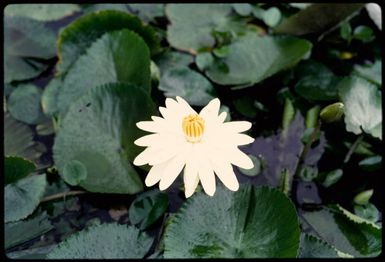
[320,102,344,123]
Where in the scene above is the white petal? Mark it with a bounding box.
[136,121,161,133]
[145,161,169,187]
[159,154,186,191]
[197,156,216,196]
[222,121,252,133]
[184,158,199,198]
[134,134,160,147]
[230,134,254,146]
[228,148,254,169]
[176,96,196,115]
[148,143,181,166]
[212,161,239,191]
[165,97,179,110]
[159,106,168,119]
[133,147,160,166]
[218,112,227,123]
[199,98,220,120]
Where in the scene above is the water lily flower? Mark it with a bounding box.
[133,96,255,198]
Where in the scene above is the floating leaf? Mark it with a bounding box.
[56,29,151,116]
[158,66,214,106]
[196,52,215,71]
[262,7,282,27]
[232,4,252,16]
[294,60,340,101]
[275,4,364,35]
[128,4,164,22]
[4,113,42,162]
[338,76,382,139]
[204,32,312,86]
[155,51,194,69]
[128,189,169,229]
[5,174,47,223]
[321,169,343,187]
[5,212,53,250]
[164,185,300,258]
[166,4,249,53]
[5,156,36,185]
[4,15,56,83]
[299,233,344,258]
[353,60,381,86]
[353,25,374,42]
[358,155,381,171]
[7,245,56,259]
[56,10,160,74]
[354,204,380,223]
[302,205,381,257]
[47,223,154,259]
[8,84,46,124]
[238,155,261,177]
[41,77,62,117]
[53,83,156,194]
[63,160,88,186]
[5,4,80,21]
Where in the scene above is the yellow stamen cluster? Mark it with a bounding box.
[182,114,205,143]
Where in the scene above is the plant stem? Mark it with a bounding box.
[40,190,87,203]
[294,120,322,177]
[343,134,364,164]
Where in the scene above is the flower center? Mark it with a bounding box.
[182,114,205,143]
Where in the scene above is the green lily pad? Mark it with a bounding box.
[41,77,62,117]
[4,113,42,162]
[204,32,312,86]
[299,233,345,258]
[4,15,56,83]
[166,4,248,53]
[155,51,194,69]
[5,212,53,250]
[302,205,381,257]
[128,189,169,230]
[158,66,214,106]
[8,84,46,124]
[5,4,80,21]
[47,223,154,259]
[56,29,151,117]
[56,10,160,74]
[63,160,88,186]
[294,60,340,101]
[338,76,382,139]
[163,185,300,258]
[5,156,36,185]
[354,204,379,223]
[353,60,381,86]
[275,4,364,35]
[53,83,156,194]
[128,4,164,22]
[5,174,47,223]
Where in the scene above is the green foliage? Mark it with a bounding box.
[319,102,345,123]
[5,156,36,185]
[321,169,343,187]
[354,204,379,223]
[128,4,164,22]
[353,189,374,205]
[53,83,156,194]
[338,76,382,139]
[353,60,381,86]
[5,4,80,21]
[47,223,154,259]
[4,15,56,83]
[56,29,151,117]
[204,32,312,86]
[358,155,381,171]
[237,155,261,177]
[128,189,169,229]
[8,84,46,124]
[5,174,47,223]
[164,185,300,258]
[63,160,88,186]
[299,234,343,258]
[5,212,53,250]
[56,10,160,74]
[41,77,62,117]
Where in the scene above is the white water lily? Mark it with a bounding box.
[133,96,255,198]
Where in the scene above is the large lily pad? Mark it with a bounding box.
[47,223,153,259]
[53,83,156,194]
[163,185,300,258]
[204,32,312,86]
[5,4,80,21]
[275,4,364,35]
[4,15,56,83]
[338,76,382,139]
[5,174,47,223]
[166,4,249,53]
[56,10,160,74]
[56,29,151,117]
[5,156,36,185]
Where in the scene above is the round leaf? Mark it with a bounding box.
[4,15,56,83]
[5,174,47,223]
[158,66,214,106]
[262,7,282,27]
[8,84,46,124]
[53,83,156,194]
[204,32,312,86]
[57,10,160,74]
[57,29,151,116]
[353,189,373,206]
[163,185,300,258]
[63,160,88,186]
[338,76,382,139]
[47,223,153,259]
[5,4,80,21]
